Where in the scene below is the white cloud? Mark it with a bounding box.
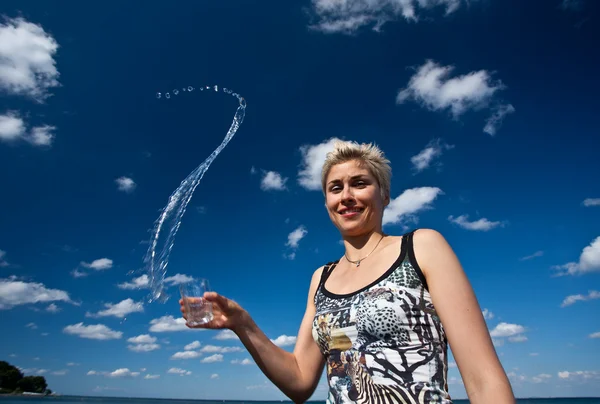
[167,368,191,376]
[214,330,239,340]
[26,322,37,329]
[210,373,219,379]
[553,236,600,276]
[144,374,160,379]
[483,104,515,136]
[87,368,140,378]
[171,351,202,360]
[397,60,513,135]
[71,269,88,278]
[0,113,55,146]
[286,226,307,249]
[115,176,136,193]
[270,335,297,347]
[46,303,60,313]
[21,368,48,375]
[382,187,442,226]
[201,345,243,353]
[490,322,526,338]
[231,359,253,365]
[0,112,25,142]
[201,354,223,363]
[128,334,157,344]
[308,0,470,34]
[448,214,504,231]
[128,343,160,353]
[0,17,60,100]
[63,323,122,340]
[261,171,288,191]
[127,334,160,352]
[589,332,600,339]
[118,273,193,290]
[117,274,149,290]
[482,309,494,320]
[531,374,552,383]
[51,370,68,376]
[0,249,8,267]
[561,290,600,307]
[27,125,55,146]
[520,251,544,261]
[583,198,600,207]
[149,315,189,332]
[80,258,113,270]
[86,298,143,318]
[410,139,453,173]
[184,341,201,350]
[164,273,194,286]
[508,335,528,343]
[0,277,73,309]
[108,368,140,378]
[298,137,340,190]
[557,370,600,380]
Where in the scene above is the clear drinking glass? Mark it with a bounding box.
[179,278,214,326]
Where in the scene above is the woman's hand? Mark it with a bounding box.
[179,292,248,332]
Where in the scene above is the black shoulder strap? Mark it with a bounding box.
[319,260,338,287]
[403,229,429,291]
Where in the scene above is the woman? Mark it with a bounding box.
[180,140,515,403]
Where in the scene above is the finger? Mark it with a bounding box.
[204,292,231,309]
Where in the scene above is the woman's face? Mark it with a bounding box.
[324,160,386,237]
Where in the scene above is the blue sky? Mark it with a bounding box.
[0,0,599,401]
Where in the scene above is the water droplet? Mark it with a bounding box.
[182,88,187,92]
[239,97,247,108]
[200,87,204,91]
[156,92,162,99]
[166,92,171,99]
[206,86,210,89]
[214,85,218,92]
[188,86,194,92]
[173,89,179,95]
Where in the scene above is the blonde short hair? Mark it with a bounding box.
[321,140,391,202]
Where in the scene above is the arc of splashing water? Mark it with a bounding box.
[144,86,246,303]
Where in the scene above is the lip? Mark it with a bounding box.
[339,207,364,217]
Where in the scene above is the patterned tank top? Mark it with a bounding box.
[311,230,452,403]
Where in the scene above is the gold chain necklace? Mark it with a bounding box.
[344,234,385,267]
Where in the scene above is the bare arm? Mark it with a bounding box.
[413,229,515,404]
[186,268,326,403]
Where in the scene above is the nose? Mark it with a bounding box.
[341,185,354,202]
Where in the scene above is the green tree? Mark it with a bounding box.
[17,376,47,393]
[0,361,24,390]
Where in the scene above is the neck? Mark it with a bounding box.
[342,230,385,261]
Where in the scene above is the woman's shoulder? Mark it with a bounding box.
[411,228,449,245]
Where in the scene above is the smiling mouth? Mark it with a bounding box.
[339,207,364,215]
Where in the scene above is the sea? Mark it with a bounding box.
[2,396,600,404]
